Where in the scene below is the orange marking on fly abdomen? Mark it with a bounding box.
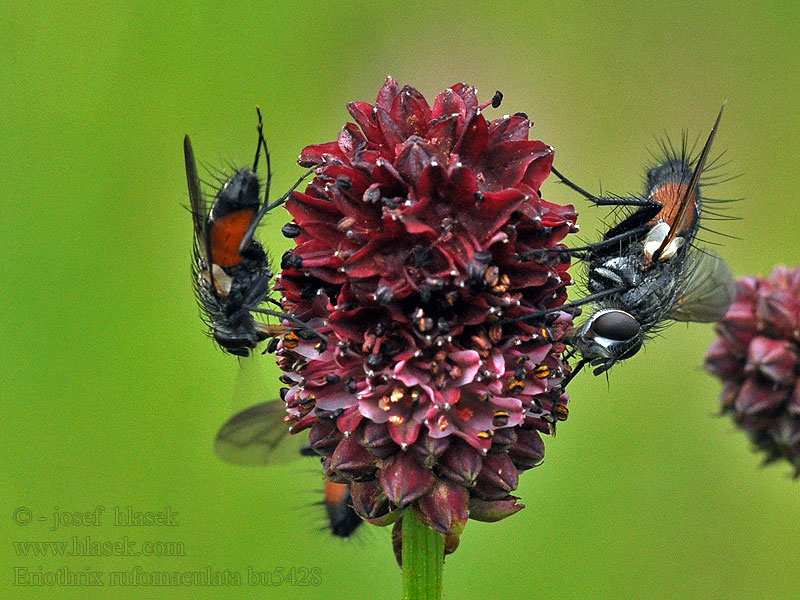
[648,182,697,234]
[209,208,257,267]
[324,480,349,507]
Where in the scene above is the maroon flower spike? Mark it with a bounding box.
[705,265,800,477]
[276,78,579,542]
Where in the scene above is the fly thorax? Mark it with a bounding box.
[588,255,642,293]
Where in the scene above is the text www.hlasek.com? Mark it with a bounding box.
[12,536,185,557]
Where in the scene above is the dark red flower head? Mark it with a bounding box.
[275,77,579,538]
[705,265,800,476]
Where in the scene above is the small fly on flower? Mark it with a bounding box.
[184,108,285,356]
[518,106,736,380]
[185,108,322,356]
[214,383,363,538]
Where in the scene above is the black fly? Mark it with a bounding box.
[514,106,735,385]
[185,109,284,356]
[185,109,320,356]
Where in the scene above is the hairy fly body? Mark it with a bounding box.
[185,109,285,356]
[523,106,736,381]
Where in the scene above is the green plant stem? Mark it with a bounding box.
[401,508,444,600]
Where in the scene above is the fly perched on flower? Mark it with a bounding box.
[518,106,736,380]
[185,109,320,356]
[184,109,283,356]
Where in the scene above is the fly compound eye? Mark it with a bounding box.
[585,310,643,361]
[591,310,640,342]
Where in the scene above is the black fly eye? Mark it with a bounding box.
[591,310,640,342]
[585,310,643,361]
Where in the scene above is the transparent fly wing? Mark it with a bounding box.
[670,248,735,323]
[214,401,305,466]
[184,136,211,268]
[213,356,304,466]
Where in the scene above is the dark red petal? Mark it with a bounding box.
[336,406,364,435]
[379,453,436,507]
[463,188,527,241]
[411,432,450,468]
[457,114,489,165]
[286,191,340,225]
[448,164,480,205]
[448,83,479,117]
[427,115,459,155]
[757,289,798,339]
[488,114,531,144]
[468,496,525,522]
[392,518,404,567]
[719,380,740,410]
[438,439,483,486]
[473,453,519,499]
[298,141,347,167]
[344,235,409,278]
[705,337,744,379]
[395,139,448,189]
[482,140,553,191]
[361,421,396,458]
[330,436,376,480]
[350,479,392,521]
[375,107,405,150]
[376,76,400,111]
[771,265,800,292]
[347,101,384,145]
[734,378,789,415]
[431,86,467,122]
[521,143,555,191]
[508,428,545,470]
[298,221,346,248]
[744,336,797,386]
[415,480,469,534]
[388,417,423,448]
[307,418,343,456]
[337,122,367,160]
[293,239,341,271]
[489,427,517,453]
[391,85,432,138]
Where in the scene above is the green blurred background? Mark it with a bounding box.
[2,2,799,598]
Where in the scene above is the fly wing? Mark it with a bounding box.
[670,248,735,323]
[214,355,305,466]
[184,136,211,268]
[214,400,304,466]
